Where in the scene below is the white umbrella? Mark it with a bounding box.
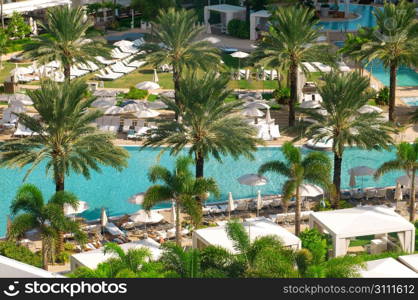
[230,51,250,59]
[103,106,123,115]
[202,37,220,44]
[153,69,159,83]
[244,101,270,110]
[348,166,375,176]
[130,210,164,224]
[265,109,272,124]
[300,100,320,109]
[92,98,115,108]
[256,190,263,213]
[358,105,383,114]
[128,192,145,205]
[227,192,235,216]
[170,201,176,224]
[395,182,403,202]
[135,81,161,90]
[241,107,264,118]
[237,174,268,186]
[64,201,88,216]
[135,109,159,118]
[396,175,418,186]
[298,184,324,197]
[114,40,133,47]
[100,208,108,227]
[122,103,143,113]
[9,105,26,114]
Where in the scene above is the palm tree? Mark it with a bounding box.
[135,8,220,116]
[353,0,418,122]
[252,5,335,127]
[143,156,220,244]
[0,80,129,192]
[143,72,260,179]
[8,184,87,270]
[24,6,110,80]
[374,142,418,222]
[258,142,331,235]
[297,72,395,207]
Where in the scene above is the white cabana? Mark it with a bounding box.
[250,10,271,40]
[309,206,416,257]
[192,219,301,252]
[0,255,63,278]
[398,254,418,273]
[360,257,418,278]
[204,4,246,34]
[70,238,162,271]
[2,0,71,16]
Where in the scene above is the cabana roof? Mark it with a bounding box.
[0,255,63,278]
[360,257,418,278]
[193,219,301,253]
[70,238,162,271]
[206,4,246,13]
[310,206,414,238]
[398,254,418,273]
[251,10,271,18]
[3,0,71,16]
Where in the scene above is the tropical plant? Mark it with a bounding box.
[124,87,148,100]
[258,142,331,235]
[297,72,394,207]
[24,6,110,80]
[351,0,418,122]
[130,0,176,22]
[6,12,31,39]
[8,184,87,269]
[158,242,202,278]
[375,86,390,106]
[143,156,220,244]
[0,241,42,268]
[0,28,8,70]
[142,72,260,179]
[135,8,220,116]
[0,80,129,192]
[252,5,335,126]
[374,142,418,222]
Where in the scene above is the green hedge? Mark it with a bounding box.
[124,87,148,100]
[227,19,250,39]
[0,241,42,268]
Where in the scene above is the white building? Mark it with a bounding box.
[0,255,63,278]
[2,0,71,17]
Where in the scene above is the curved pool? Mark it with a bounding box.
[319,4,377,31]
[0,146,407,237]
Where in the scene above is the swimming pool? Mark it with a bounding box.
[364,60,418,87]
[0,146,407,237]
[401,97,418,106]
[319,4,377,31]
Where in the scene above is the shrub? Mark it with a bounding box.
[7,12,31,39]
[227,19,250,39]
[56,251,70,264]
[64,242,75,252]
[0,241,42,267]
[375,86,389,106]
[273,87,290,104]
[124,87,148,100]
[299,229,327,264]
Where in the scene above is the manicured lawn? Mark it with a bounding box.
[349,235,374,247]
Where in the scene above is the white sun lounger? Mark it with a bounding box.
[111,48,131,59]
[78,61,100,71]
[133,38,145,47]
[338,61,351,72]
[96,68,123,80]
[70,66,89,77]
[105,222,125,236]
[119,45,139,54]
[311,62,332,73]
[13,123,34,136]
[95,56,116,65]
[122,58,146,69]
[110,62,136,74]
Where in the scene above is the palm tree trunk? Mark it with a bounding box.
[333,153,342,208]
[389,63,397,123]
[295,188,301,236]
[195,152,204,178]
[175,202,182,246]
[288,62,298,127]
[42,239,48,270]
[245,1,251,25]
[410,170,416,222]
[173,65,182,121]
[63,64,71,81]
[55,172,65,254]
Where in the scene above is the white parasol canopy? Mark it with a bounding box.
[298,184,324,197]
[122,103,143,113]
[130,210,164,224]
[230,51,249,59]
[91,98,116,108]
[103,106,124,115]
[100,208,108,227]
[300,100,320,109]
[114,40,133,47]
[241,107,264,117]
[147,100,168,110]
[202,37,221,44]
[135,81,161,90]
[128,192,145,205]
[396,175,418,186]
[358,105,383,114]
[244,101,270,110]
[64,201,88,216]
[237,174,268,186]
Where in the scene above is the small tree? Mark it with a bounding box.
[6,12,31,39]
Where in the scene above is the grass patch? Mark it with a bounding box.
[349,235,374,247]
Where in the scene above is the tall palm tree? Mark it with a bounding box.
[8,184,87,270]
[258,142,331,235]
[24,6,110,80]
[143,156,220,244]
[252,5,335,127]
[143,72,260,179]
[0,80,129,192]
[374,142,418,222]
[135,8,220,116]
[353,0,418,122]
[297,72,395,207]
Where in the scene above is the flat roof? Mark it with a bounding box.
[251,10,271,18]
[0,255,63,278]
[71,238,162,270]
[360,257,418,278]
[206,4,246,13]
[311,206,414,237]
[398,254,418,273]
[194,219,301,253]
[3,0,71,16]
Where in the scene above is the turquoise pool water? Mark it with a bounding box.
[319,4,377,31]
[0,146,407,237]
[401,97,418,106]
[364,60,418,87]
